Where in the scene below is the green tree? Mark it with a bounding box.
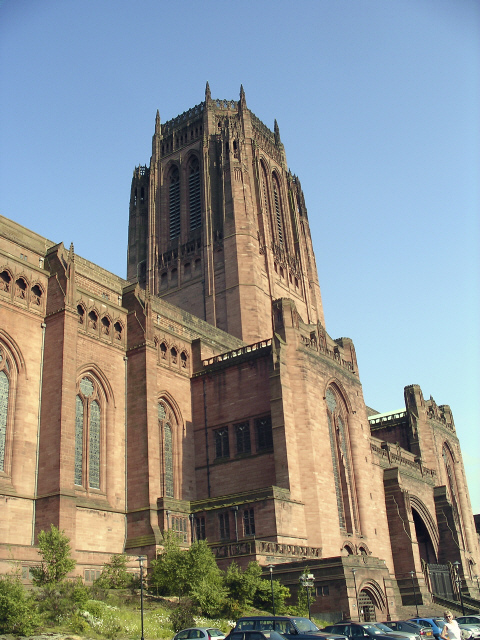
[95,553,132,589]
[149,533,227,616]
[31,524,76,585]
[0,574,41,635]
[253,577,290,614]
[225,560,263,608]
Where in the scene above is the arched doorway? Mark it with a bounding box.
[412,508,438,565]
[357,582,386,622]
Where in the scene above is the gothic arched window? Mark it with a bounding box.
[169,166,180,241]
[272,173,284,245]
[158,400,176,498]
[326,385,358,534]
[0,342,17,477]
[75,375,103,489]
[188,157,201,231]
[442,443,465,548]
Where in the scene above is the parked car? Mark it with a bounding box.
[322,622,407,640]
[408,619,445,639]
[372,622,420,640]
[457,623,480,639]
[174,628,226,640]
[457,619,480,628]
[233,616,347,640]
[226,631,289,640]
[381,621,433,638]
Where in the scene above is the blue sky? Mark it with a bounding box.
[1,0,478,513]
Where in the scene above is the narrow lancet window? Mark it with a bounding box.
[169,167,180,240]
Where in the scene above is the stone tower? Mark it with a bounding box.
[127,84,324,343]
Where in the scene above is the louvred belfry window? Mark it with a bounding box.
[75,376,102,489]
[169,167,180,241]
[188,157,201,231]
[272,173,284,245]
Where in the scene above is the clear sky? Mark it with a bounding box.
[1,0,479,513]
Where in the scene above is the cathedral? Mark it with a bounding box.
[0,84,478,620]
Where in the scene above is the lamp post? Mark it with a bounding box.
[300,573,315,620]
[351,569,359,621]
[453,561,465,616]
[267,564,276,616]
[409,571,419,618]
[137,555,147,640]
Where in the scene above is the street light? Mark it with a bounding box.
[137,555,147,640]
[351,569,359,621]
[267,564,276,616]
[409,571,419,618]
[300,573,315,620]
[453,561,465,616]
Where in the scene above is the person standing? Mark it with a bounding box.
[441,611,461,640]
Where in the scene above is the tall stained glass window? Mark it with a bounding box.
[75,375,102,489]
[159,400,175,498]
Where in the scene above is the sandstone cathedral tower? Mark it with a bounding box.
[0,85,478,621]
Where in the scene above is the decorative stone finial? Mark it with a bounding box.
[205,81,211,102]
[239,84,246,108]
[155,109,161,134]
[274,119,281,145]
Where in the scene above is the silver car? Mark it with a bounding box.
[174,629,226,640]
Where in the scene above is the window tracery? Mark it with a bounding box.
[75,375,103,489]
[0,343,16,475]
[158,400,178,498]
[326,385,358,534]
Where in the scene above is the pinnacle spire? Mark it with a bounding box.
[155,109,161,134]
[239,84,247,110]
[274,119,281,144]
[205,81,211,102]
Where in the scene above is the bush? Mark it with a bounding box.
[36,576,90,623]
[95,553,133,589]
[0,574,41,635]
[169,601,197,632]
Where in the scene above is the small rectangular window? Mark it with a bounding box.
[243,508,255,536]
[172,515,188,543]
[255,415,273,451]
[214,427,230,458]
[219,512,230,540]
[235,421,251,454]
[196,516,206,540]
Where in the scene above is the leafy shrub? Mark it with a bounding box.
[95,553,133,589]
[169,601,197,632]
[36,577,89,623]
[0,574,41,635]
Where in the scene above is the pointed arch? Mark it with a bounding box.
[325,381,359,534]
[0,336,21,476]
[74,367,112,491]
[409,494,440,558]
[158,391,184,500]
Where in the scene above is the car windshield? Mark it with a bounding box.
[362,625,384,634]
[208,631,224,637]
[433,621,445,627]
[374,624,394,633]
[292,618,320,633]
